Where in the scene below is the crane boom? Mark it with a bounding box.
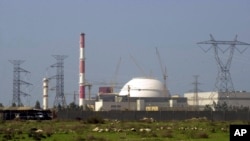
[130,54,146,76]
[110,57,122,91]
[156,48,167,79]
[155,47,169,97]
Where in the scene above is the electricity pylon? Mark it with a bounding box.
[197,34,250,95]
[9,60,32,106]
[50,55,68,108]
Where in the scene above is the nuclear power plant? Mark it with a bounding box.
[1,32,250,120]
[74,33,250,111]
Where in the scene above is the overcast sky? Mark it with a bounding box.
[0,0,250,107]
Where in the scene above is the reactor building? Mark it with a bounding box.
[95,77,187,111]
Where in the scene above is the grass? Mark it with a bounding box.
[0,118,243,141]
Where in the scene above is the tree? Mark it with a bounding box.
[68,102,78,109]
[12,103,17,107]
[203,104,213,111]
[55,104,62,110]
[35,100,41,109]
[213,101,228,111]
[0,103,3,107]
[220,102,228,111]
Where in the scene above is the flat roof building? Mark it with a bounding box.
[184,91,250,110]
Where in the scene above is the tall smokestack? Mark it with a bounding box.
[79,33,85,107]
[43,78,49,110]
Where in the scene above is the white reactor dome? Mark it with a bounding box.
[119,77,166,97]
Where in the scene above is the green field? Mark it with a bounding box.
[0,118,246,141]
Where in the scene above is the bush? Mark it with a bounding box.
[75,136,85,141]
[187,131,209,139]
[86,116,104,124]
[162,131,173,138]
[86,135,107,141]
[197,132,209,138]
[86,135,96,140]
[210,128,216,133]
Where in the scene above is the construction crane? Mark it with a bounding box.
[129,54,147,76]
[155,47,169,97]
[110,57,122,92]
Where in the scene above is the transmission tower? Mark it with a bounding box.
[197,34,250,95]
[50,55,68,108]
[192,75,201,109]
[9,60,32,106]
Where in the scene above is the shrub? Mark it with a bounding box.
[197,132,209,138]
[86,135,96,140]
[0,119,5,124]
[75,117,82,121]
[46,131,53,137]
[86,134,107,141]
[210,128,216,133]
[86,116,104,124]
[162,131,173,138]
[187,131,209,139]
[3,134,12,140]
[75,136,85,141]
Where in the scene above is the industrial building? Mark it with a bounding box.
[184,91,250,110]
[94,77,187,111]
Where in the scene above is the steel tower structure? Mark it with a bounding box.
[50,55,68,108]
[192,75,201,109]
[9,60,32,106]
[197,34,250,94]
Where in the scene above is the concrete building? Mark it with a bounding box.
[95,95,187,111]
[119,77,167,97]
[94,77,187,111]
[184,91,250,109]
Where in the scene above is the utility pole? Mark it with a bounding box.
[74,91,77,104]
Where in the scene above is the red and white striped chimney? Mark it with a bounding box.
[79,33,85,107]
